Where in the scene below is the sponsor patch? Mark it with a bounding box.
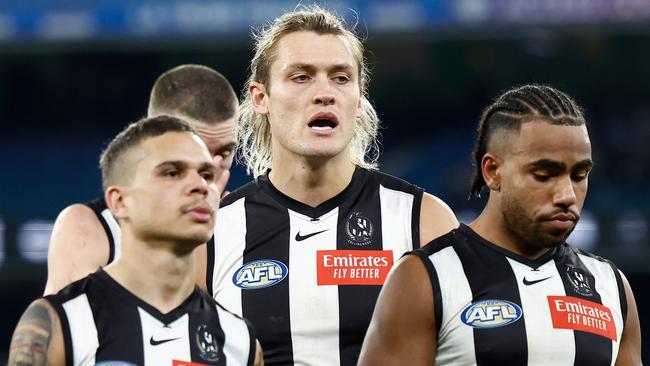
[460,299,523,328]
[232,259,288,289]
[317,250,393,285]
[548,296,616,340]
[172,361,208,366]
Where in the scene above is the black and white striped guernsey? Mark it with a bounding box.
[46,269,256,366]
[207,167,424,366]
[84,197,122,263]
[411,224,627,366]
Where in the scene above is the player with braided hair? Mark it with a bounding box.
[360,85,641,366]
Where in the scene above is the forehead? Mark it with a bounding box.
[512,121,591,162]
[137,132,212,166]
[191,118,237,150]
[272,31,358,73]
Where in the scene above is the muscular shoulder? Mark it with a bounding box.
[419,193,458,244]
[44,203,110,295]
[8,298,65,365]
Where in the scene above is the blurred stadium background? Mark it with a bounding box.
[1,0,649,361]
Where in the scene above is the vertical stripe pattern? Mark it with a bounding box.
[139,310,191,365]
[100,208,122,261]
[428,246,476,366]
[213,197,247,315]
[62,294,99,365]
[216,305,252,366]
[289,208,340,366]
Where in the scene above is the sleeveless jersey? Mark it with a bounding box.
[46,269,256,366]
[207,167,424,366]
[412,224,628,366]
[84,197,122,263]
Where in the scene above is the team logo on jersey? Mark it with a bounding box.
[460,299,523,328]
[548,295,617,340]
[317,250,393,285]
[565,265,594,296]
[95,362,137,366]
[233,259,288,289]
[345,211,373,245]
[194,324,220,362]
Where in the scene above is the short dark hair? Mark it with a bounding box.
[148,64,238,123]
[100,115,196,190]
[470,84,586,198]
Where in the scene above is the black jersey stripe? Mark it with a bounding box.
[411,189,423,249]
[455,227,528,366]
[206,235,216,296]
[241,196,294,366]
[45,295,74,366]
[554,246,612,366]
[86,197,116,263]
[337,181,384,366]
[409,250,443,334]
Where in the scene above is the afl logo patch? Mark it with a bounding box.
[461,299,523,328]
[345,211,373,245]
[233,259,288,289]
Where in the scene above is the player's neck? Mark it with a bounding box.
[269,155,356,207]
[469,199,547,260]
[104,233,197,313]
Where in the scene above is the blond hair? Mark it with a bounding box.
[237,5,380,177]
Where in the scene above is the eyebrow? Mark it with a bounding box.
[154,160,217,172]
[529,159,593,171]
[286,63,355,73]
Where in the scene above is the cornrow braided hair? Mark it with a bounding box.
[470,84,586,198]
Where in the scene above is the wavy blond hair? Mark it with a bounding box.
[237,5,380,177]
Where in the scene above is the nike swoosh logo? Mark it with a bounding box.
[295,229,329,241]
[523,276,552,286]
[150,336,181,346]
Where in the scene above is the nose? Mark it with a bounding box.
[312,77,335,106]
[187,171,209,197]
[553,175,577,209]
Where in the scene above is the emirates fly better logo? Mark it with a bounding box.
[317,250,393,285]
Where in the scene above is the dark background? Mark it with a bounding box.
[1,0,649,362]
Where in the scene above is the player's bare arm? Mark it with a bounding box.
[420,192,459,245]
[615,273,642,366]
[254,340,264,366]
[358,255,437,365]
[44,204,110,295]
[8,298,65,366]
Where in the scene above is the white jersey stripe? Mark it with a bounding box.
[216,305,252,366]
[214,197,247,316]
[379,185,414,263]
[100,208,122,261]
[288,208,340,366]
[579,254,624,365]
[506,258,575,365]
[428,246,476,366]
[139,310,191,366]
[62,294,98,366]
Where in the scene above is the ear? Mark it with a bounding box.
[250,81,269,115]
[105,186,129,219]
[481,152,502,192]
[356,96,365,119]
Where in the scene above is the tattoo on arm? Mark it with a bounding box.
[8,302,52,366]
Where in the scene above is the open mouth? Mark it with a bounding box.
[308,112,339,131]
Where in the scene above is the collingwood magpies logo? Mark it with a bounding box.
[566,265,594,296]
[195,324,220,362]
[345,211,373,246]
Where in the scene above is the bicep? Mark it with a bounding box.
[358,255,436,366]
[615,272,642,366]
[44,204,110,295]
[419,193,458,245]
[8,298,65,366]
